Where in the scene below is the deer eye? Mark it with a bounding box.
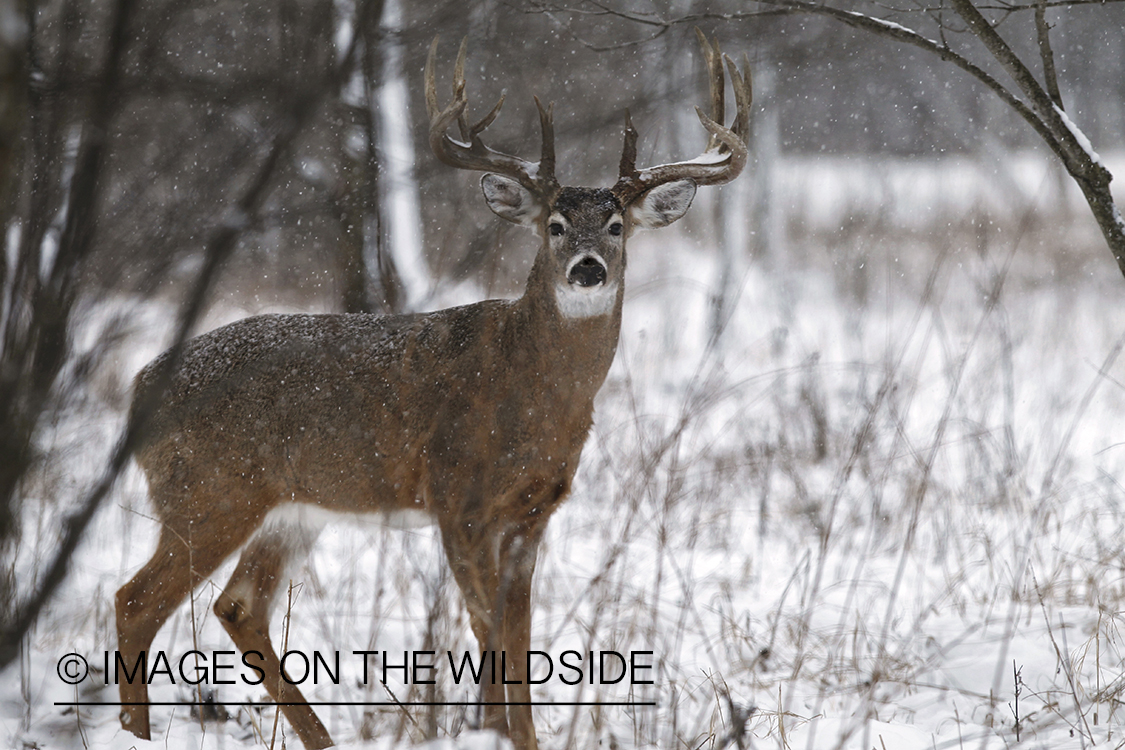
[607,222,623,236]
[549,222,565,236]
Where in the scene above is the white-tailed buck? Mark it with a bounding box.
[116,32,750,750]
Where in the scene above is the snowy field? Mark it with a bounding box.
[5,151,1125,749]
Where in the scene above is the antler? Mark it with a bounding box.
[425,37,560,200]
[612,29,752,205]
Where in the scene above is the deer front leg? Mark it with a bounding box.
[498,529,542,750]
[439,521,511,739]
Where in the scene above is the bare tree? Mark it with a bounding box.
[0,0,26,232]
[0,0,384,669]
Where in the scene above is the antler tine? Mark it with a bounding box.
[469,93,506,139]
[696,28,725,152]
[534,96,556,186]
[618,109,638,180]
[726,53,753,142]
[426,37,558,199]
[612,29,752,205]
[452,37,467,94]
[424,37,448,124]
[453,39,474,142]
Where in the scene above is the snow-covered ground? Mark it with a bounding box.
[5,151,1125,749]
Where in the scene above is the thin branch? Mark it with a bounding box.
[565,0,668,27]
[751,0,1064,153]
[557,24,672,52]
[949,0,1124,277]
[0,0,136,550]
[751,0,1125,11]
[529,0,1125,21]
[955,0,1123,10]
[542,0,1062,155]
[524,1,790,51]
[796,0,1125,11]
[1034,0,1064,109]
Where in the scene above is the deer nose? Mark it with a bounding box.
[568,256,607,287]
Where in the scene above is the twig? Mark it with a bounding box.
[1033,0,1064,109]
[270,581,298,750]
[1009,660,1022,742]
[1032,577,1096,744]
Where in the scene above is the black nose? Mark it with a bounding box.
[568,256,607,287]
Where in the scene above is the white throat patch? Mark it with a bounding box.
[554,280,618,319]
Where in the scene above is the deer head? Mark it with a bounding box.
[425,31,751,323]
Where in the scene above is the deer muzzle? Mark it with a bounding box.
[567,255,608,288]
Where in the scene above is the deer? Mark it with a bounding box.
[115,31,750,750]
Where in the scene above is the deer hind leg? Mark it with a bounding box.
[212,506,332,749]
[116,504,256,740]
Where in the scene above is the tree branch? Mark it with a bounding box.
[750,0,1065,155]
[944,0,1123,276]
[0,0,137,561]
[1034,0,1063,109]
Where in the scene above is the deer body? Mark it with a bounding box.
[134,291,618,522]
[117,34,749,750]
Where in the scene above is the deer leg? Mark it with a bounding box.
[438,522,510,738]
[494,479,565,750]
[212,510,331,749]
[116,509,255,740]
[499,530,542,750]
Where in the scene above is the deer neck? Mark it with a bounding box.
[513,250,624,402]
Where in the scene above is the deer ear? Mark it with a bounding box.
[629,179,696,229]
[481,174,542,227]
